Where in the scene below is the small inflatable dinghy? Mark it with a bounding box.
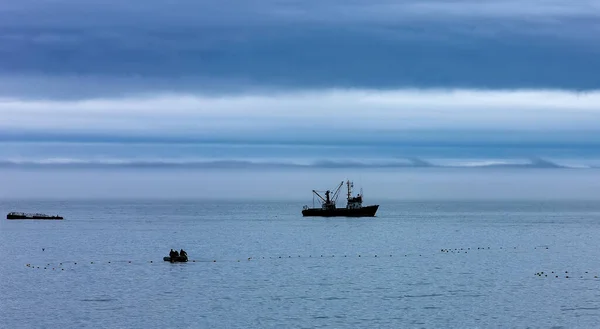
[164,256,188,263]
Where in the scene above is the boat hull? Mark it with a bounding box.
[163,256,188,263]
[302,205,379,217]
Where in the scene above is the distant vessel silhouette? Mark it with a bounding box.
[302,180,379,217]
[7,212,63,220]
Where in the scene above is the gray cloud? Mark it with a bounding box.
[1,0,599,98]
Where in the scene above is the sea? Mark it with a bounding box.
[3,196,600,328]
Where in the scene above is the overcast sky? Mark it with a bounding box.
[2,0,600,93]
[1,0,599,151]
[2,1,600,200]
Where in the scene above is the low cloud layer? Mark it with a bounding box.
[2,89,600,141]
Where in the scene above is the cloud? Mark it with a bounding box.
[0,157,592,170]
[3,1,599,27]
[1,0,599,94]
[2,88,600,140]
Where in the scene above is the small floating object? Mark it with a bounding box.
[7,212,63,220]
[163,256,188,263]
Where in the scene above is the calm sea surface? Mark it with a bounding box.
[2,199,600,328]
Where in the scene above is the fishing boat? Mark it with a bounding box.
[6,212,63,220]
[302,180,379,217]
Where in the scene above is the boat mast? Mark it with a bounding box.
[331,181,344,203]
[347,180,353,199]
[310,181,344,206]
[312,190,328,204]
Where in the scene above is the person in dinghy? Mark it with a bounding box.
[164,248,188,262]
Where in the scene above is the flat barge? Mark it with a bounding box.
[7,212,64,220]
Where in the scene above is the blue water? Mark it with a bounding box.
[2,199,600,328]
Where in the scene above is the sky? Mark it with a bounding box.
[1,1,600,139]
[1,0,600,199]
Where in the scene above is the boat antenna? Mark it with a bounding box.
[360,174,362,195]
